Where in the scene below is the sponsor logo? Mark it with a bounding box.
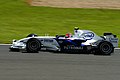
[83,32,94,40]
[109,38,118,43]
[64,45,83,50]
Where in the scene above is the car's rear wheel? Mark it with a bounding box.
[98,41,114,55]
[26,38,41,53]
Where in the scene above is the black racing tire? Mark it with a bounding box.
[98,41,114,55]
[26,38,41,53]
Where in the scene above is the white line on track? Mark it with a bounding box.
[115,48,120,49]
[0,44,11,45]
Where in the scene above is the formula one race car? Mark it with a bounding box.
[10,27,119,55]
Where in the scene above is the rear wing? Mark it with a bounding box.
[103,33,119,48]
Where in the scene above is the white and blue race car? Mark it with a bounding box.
[10,28,119,55]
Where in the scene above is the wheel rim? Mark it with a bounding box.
[27,39,41,52]
[100,43,112,54]
[29,41,38,50]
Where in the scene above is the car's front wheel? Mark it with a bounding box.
[26,38,41,53]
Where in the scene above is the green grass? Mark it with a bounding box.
[0,0,120,47]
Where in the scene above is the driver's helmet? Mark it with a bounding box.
[65,33,72,38]
[74,27,79,33]
[74,27,79,30]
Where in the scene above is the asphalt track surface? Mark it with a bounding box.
[0,45,120,80]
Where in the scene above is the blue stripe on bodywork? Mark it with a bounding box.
[64,40,78,46]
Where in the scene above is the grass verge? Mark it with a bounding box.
[0,0,119,47]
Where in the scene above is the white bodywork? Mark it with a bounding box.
[74,30,118,47]
[10,30,119,52]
